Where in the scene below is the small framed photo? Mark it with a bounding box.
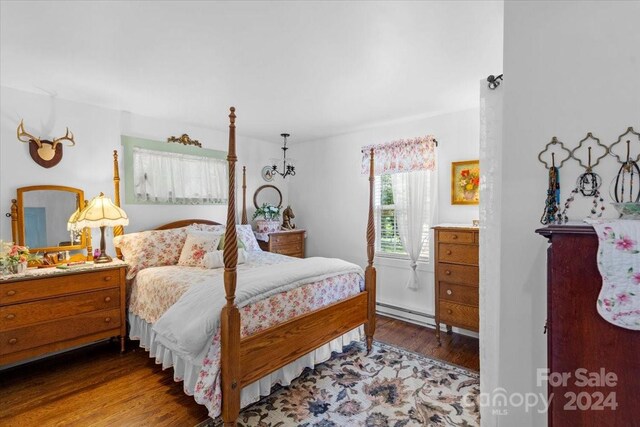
[451,160,480,205]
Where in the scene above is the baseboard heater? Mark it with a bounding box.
[375,302,436,329]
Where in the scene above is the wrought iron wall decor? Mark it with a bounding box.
[538,127,640,224]
[487,74,503,90]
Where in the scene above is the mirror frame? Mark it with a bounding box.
[12,185,89,254]
[253,184,283,209]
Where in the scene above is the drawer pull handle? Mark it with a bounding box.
[104,297,112,303]
[452,235,458,240]
[447,309,453,315]
[446,250,452,255]
[445,270,451,275]
[105,317,112,323]
[8,338,17,345]
[103,276,112,282]
[6,290,16,296]
[5,313,15,320]
[446,289,453,295]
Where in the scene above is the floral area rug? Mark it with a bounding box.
[201,341,480,427]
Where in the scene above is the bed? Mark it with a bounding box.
[112,107,376,426]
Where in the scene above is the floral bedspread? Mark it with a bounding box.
[128,252,364,417]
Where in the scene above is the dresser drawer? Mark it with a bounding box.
[0,288,120,331]
[0,270,121,306]
[438,282,478,306]
[438,243,478,265]
[271,232,303,246]
[272,244,304,258]
[439,301,479,330]
[0,308,121,355]
[436,263,478,286]
[438,230,475,244]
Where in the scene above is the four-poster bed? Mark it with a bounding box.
[112,107,376,426]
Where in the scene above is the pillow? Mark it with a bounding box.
[236,224,262,251]
[113,227,189,279]
[190,223,262,252]
[217,233,245,250]
[178,230,223,267]
[203,249,247,269]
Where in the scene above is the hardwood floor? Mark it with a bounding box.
[0,315,479,427]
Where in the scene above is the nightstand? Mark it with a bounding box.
[258,229,306,258]
[0,261,127,366]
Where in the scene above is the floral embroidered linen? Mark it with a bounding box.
[593,221,640,330]
[178,231,223,267]
[190,223,262,252]
[113,227,189,279]
[361,135,437,176]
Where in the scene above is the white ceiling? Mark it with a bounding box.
[0,1,503,143]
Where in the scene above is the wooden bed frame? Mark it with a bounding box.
[112,107,376,426]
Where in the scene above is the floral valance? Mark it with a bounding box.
[361,135,437,176]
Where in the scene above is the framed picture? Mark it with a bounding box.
[451,160,480,205]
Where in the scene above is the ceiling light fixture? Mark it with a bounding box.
[271,133,296,178]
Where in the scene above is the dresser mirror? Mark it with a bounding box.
[253,184,283,208]
[10,185,90,254]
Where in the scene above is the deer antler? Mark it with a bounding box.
[52,127,75,149]
[16,120,42,148]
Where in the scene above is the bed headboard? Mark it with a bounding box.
[154,219,222,230]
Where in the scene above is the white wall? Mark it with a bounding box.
[0,86,287,250]
[288,108,479,327]
[491,2,640,426]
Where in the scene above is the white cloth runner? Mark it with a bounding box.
[152,257,364,363]
[592,221,640,330]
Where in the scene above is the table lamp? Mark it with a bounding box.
[71,193,129,263]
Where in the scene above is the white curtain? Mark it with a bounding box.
[133,147,227,204]
[391,169,437,289]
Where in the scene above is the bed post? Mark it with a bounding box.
[113,150,124,260]
[364,148,377,354]
[221,107,241,427]
[241,166,248,225]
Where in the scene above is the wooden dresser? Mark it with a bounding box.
[258,229,305,258]
[433,226,479,344]
[0,263,127,366]
[537,225,639,426]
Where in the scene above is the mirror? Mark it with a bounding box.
[11,185,89,254]
[253,185,283,209]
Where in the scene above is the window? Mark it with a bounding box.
[374,174,430,259]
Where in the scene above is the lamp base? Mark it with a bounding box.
[94,252,113,264]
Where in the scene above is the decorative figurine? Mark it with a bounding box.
[282,205,296,230]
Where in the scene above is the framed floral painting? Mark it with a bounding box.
[451,160,480,205]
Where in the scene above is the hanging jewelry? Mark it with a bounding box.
[541,153,561,225]
[611,140,640,203]
[558,147,605,223]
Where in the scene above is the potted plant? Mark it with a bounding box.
[253,203,281,233]
[0,241,30,275]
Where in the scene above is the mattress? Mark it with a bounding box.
[128,251,365,418]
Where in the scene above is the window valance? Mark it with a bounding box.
[361,135,437,176]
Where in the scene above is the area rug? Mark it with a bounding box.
[199,341,480,427]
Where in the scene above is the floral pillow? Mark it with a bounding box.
[189,223,262,252]
[178,230,223,267]
[113,227,189,279]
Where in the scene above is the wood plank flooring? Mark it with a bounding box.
[0,315,478,426]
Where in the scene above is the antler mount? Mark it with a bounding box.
[16,119,75,168]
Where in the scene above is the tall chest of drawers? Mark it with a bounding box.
[0,263,127,366]
[433,226,479,344]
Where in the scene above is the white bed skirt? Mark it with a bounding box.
[129,312,363,414]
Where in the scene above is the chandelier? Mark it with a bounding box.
[271,133,296,178]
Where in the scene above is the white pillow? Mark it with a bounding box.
[236,224,262,251]
[203,249,247,269]
[178,230,223,267]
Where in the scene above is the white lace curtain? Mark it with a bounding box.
[392,169,438,289]
[133,147,227,204]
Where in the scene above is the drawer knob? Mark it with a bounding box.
[104,296,112,303]
[445,270,451,275]
[446,250,452,255]
[105,317,112,323]
[452,234,458,240]
[5,313,15,320]
[446,289,453,295]
[8,338,17,345]
[447,309,453,315]
[6,290,16,296]
[103,276,112,282]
